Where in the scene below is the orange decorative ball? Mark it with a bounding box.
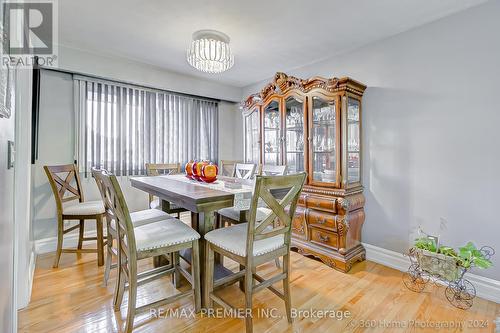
[185,160,195,179]
[201,163,218,183]
[192,160,209,181]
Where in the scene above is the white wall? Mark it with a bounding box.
[218,101,244,161]
[56,44,242,102]
[33,69,242,242]
[243,1,500,280]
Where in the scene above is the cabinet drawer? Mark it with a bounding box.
[310,227,338,249]
[307,209,337,231]
[304,195,336,213]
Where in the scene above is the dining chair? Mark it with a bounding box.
[218,164,287,225]
[97,168,201,333]
[216,162,257,226]
[44,164,106,268]
[92,168,173,286]
[145,163,188,218]
[219,160,241,177]
[233,163,257,179]
[204,172,306,333]
[259,164,288,176]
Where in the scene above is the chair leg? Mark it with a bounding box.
[239,264,245,292]
[244,265,254,333]
[214,213,223,265]
[77,219,84,249]
[283,253,293,324]
[114,257,126,311]
[191,240,201,313]
[204,241,214,308]
[53,217,64,268]
[103,227,113,286]
[171,252,181,288]
[96,215,105,266]
[124,273,137,333]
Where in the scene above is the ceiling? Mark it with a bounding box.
[58,0,488,88]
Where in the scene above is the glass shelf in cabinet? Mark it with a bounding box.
[286,126,304,131]
[313,150,335,154]
[313,120,335,126]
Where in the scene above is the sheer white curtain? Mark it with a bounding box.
[74,76,218,176]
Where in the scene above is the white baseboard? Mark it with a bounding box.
[363,242,500,304]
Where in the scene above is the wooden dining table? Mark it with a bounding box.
[130,174,254,305]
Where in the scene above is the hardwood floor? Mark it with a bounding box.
[19,226,499,332]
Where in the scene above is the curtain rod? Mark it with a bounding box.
[40,66,224,103]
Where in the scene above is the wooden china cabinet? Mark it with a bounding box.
[242,72,367,272]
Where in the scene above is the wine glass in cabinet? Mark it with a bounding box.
[284,94,306,174]
[243,106,261,164]
[308,95,339,186]
[344,95,362,187]
[262,99,281,165]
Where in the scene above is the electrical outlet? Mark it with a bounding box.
[7,140,15,169]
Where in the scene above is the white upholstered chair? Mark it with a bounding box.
[217,164,287,267]
[204,172,307,333]
[95,169,201,333]
[44,164,106,268]
[233,163,257,179]
[219,160,241,177]
[92,168,173,286]
[259,164,288,176]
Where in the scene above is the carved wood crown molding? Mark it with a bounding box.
[253,72,367,103]
[243,93,262,109]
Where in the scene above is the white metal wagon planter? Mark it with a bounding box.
[403,246,494,309]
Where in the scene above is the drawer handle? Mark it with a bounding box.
[319,234,329,243]
[317,217,326,224]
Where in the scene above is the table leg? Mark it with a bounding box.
[197,211,215,307]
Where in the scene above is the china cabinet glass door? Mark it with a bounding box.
[284,96,305,173]
[310,96,337,184]
[244,108,261,163]
[263,100,281,165]
[347,97,361,184]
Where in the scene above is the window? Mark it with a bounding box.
[74,77,218,176]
